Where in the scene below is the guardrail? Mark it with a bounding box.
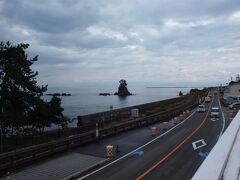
[0,95,199,172]
[192,111,240,180]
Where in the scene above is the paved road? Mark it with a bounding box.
[77,92,224,180]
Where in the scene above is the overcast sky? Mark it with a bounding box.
[0,0,240,88]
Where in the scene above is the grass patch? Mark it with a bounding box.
[143,101,183,116]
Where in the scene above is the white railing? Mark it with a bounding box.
[192,111,240,180]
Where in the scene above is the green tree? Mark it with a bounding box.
[0,42,66,149]
[0,42,47,141]
[49,96,70,129]
[29,97,52,134]
[179,91,183,96]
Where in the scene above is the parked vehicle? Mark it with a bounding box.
[229,102,240,109]
[197,105,206,112]
[226,96,240,105]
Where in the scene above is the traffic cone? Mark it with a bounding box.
[6,172,10,180]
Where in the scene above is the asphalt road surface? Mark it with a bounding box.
[77,91,224,180]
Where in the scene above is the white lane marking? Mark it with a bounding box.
[78,108,198,180]
[210,118,219,122]
[217,92,225,137]
[192,139,207,150]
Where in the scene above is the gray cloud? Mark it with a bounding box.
[0,0,240,86]
[1,0,100,34]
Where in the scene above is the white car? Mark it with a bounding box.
[197,105,206,112]
[211,107,219,120]
[205,97,211,103]
[229,102,240,109]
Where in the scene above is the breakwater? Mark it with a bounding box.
[77,95,187,126]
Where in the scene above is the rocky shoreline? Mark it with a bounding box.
[46,93,71,96]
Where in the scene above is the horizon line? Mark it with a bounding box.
[146,86,207,89]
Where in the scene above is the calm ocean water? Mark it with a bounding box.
[44,87,192,119]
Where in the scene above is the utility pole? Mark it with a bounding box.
[0,121,2,153]
[0,69,5,153]
[0,105,3,153]
[110,105,113,123]
[96,123,99,141]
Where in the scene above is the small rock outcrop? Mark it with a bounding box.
[114,79,132,97]
[99,93,111,96]
[46,93,71,96]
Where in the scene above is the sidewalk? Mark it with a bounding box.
[0,153,107,180]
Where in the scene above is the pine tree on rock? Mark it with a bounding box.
[115,79,132,96]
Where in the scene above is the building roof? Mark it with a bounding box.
[229,81,240,86]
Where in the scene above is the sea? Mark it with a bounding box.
[43,86,193,120]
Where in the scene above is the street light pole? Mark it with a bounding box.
[0,121,2,153]
[110,105,113,123]
[95,123,99,141]
[0,106,3,153]
[0,68,4,153]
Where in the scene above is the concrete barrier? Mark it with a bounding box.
[151,127,158,136]
[77,96,186,126]
[173,117,180,124]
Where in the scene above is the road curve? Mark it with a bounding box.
[77,91,223,180]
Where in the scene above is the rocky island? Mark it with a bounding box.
[114,79,133,96]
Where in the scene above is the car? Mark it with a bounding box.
[229,102,240,109]
[226,96,240,105]
[197,105,206,112]
[210,107,219,120]
[205,96,211,103]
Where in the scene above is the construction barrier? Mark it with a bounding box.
[182,111,187,117]
[6,172,10,180]
[106,145,114,158]
[229,110,234,118]
[151,127,157,136]
[198,97,202,104]
[173,117,180,124]
[233,108,237,113]
[179,114,184,121]
[163,122,168,129]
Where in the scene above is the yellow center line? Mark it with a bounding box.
[136,98,213,180]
